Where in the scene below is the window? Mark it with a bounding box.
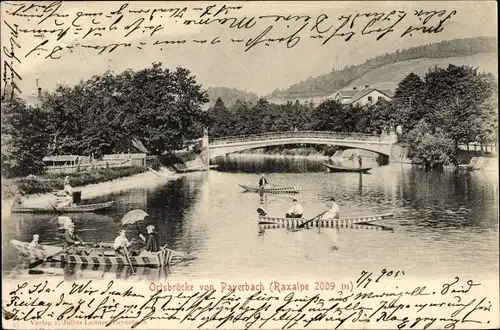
[367,96,373,102]
[378,96,383,100]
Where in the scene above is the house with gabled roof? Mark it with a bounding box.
[326,85,394,106]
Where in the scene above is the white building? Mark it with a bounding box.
[326,85,394,106]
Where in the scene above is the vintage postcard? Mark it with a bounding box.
[1,1,498,329]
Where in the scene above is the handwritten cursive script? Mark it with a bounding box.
[3,270,497,329]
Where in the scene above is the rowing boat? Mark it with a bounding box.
[28,262,172,280]
[10,239,175,267]
[324,163,372,173]
[11,201,114,213]
[258,213,394,231]
[239,184,301,194]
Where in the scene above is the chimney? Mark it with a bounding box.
[365,85,370,89]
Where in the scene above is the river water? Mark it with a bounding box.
[2,155,499,282]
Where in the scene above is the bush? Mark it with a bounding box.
[407,122,456,169]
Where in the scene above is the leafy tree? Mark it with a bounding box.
[406,121,456,169]
[310,100,345,131]
[208,97,235,137]
[392,73,425,128]
[43,63,209,156]
[418,65,496,152]
[1,98,50,177]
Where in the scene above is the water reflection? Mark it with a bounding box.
[3,154,499,280]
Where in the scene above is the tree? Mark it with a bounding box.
[406,121,456,169]
[392,72,425,128]
[420,65,496,152]
[310,100,345,131]
[208,97,235,137]
[42,63,209,156]
[1,98,50,177]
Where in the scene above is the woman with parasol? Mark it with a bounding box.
[120,209,161,253]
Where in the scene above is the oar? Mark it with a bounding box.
[48,201,64,214]
[296,211,328,229]
[29,247,68,269]
[123,246,136,275]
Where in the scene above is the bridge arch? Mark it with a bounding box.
[204,131,396,161]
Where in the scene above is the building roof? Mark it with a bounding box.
[339,90,361,97]
[102,153,146,160]
[350,89,394,103]
[43,155,80,162]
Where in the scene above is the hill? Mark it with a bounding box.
[345,53,497,92]
[206,87,259,107]
[268,36,497,99]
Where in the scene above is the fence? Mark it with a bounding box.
[44,159,132,174]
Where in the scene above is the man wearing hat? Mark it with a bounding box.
[320,197,340,220]
[62,219,85,252]
[320,198,340,250]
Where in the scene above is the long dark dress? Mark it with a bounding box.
[145,232,160,252]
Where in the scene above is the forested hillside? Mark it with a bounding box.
[206,87,259,107]
[269,36,497,98]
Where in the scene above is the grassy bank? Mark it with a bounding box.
[2,166,148,200]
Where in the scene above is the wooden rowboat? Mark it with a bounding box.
[258,213,394,231]
[28,262,172,280]
[10,239,176,267]
[324,163,372,173]
[239,184,301,194]
[11,201,114,213]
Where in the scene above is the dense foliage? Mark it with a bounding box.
[2,59,496,178]
[270,37,496,98]
[209,64,497,169]
[1,98,50,176]
[1,63,209,177]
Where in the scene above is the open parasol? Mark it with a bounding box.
[121,209,149,225]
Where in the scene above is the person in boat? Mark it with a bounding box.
[286,199,303,218]
[320,198,340,220]
[113,229,132,256]
[257,203,267,216]
[30,234,44,250]
[259,175,268,188]
[63,176,73,196]
[144,225,161,253]
[358,155,363,168]
[319,198,340,250]
[13,193,25,205]
[62,221,85,252]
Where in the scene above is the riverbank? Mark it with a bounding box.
[1,167,182,217]
[237,148,380,160]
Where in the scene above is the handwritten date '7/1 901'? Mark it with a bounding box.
[2,1,458,59]
[3,269,495,330]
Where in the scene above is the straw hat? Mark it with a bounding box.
[58,216,73,229]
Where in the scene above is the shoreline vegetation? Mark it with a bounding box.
[2,166,148,199]
[1,166,182,216]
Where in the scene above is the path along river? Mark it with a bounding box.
[2,155,499,282]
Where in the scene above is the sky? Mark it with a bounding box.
[1,1,497,98]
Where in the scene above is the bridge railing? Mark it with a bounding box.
[209,131,389,146]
